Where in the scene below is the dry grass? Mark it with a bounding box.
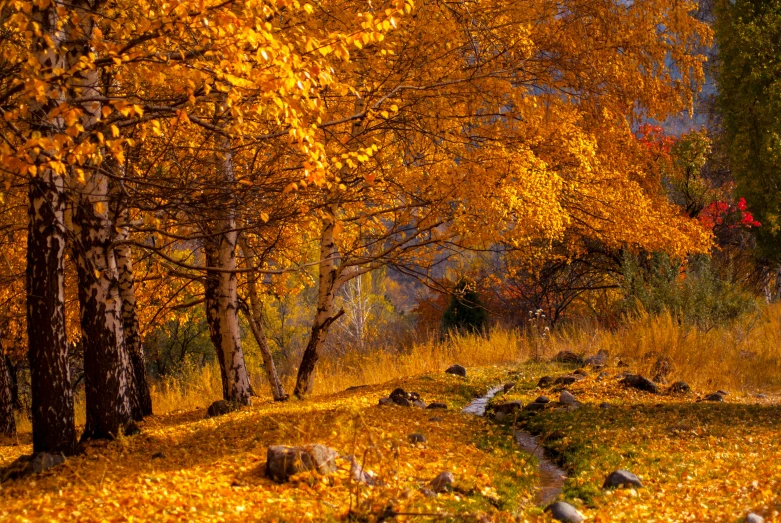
[147,304,781,415]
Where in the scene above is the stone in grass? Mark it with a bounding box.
[704,392,724,402]
[716,389,729,396]
[552,351,584,365]
[378,397,395,407]
[389,388,408,403]
[599,402,611,409]
[412,399,428,408]
[408,433,427,444]
[445,364,466,377]
[429,471,455,493]
[206,399,237,418]
[559,391,577,405]
[535,395,550,404]
[524,402,546,411]
[584,349,609,367]
[493,401,523,421]
[668,381,691,394]
[746,513,765,523]
[151,452,166,460]
[537,376,555,388]
[428,416,443,422]
[503,382,516,392]
[755,393,768,400]
[427,402,448,410]
[266,444,338,482]
[545,501,585,523]
[554,375,580,386]
[620,374,659,394]
[603,470,643,489]
[597,372,609,381]
[2,453,65,481]
[345,455,381,486]
[572,368,589,376]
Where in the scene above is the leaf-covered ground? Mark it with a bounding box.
[1,362,780,522]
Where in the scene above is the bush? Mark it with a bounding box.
[620,252,758,330]
[442,278,488,335]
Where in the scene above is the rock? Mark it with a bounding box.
[716,389,729,396]
[445,364,466,377]
[584,349,609,367]
[430,471,455,493]
[704,392,724,402]
[603,469,643,489]
[552,351,584,365]
[597,371,609,381]
[754,393,768,400]
[617,371,633,379]
[620,374,659,394]
[493,401,523,421]
[745,513,765,523]
[428,416,443,422]
[412,399,428,408]
[573,368,589,376]
[668,381,691,394]
[535,396,550,404]
[554,375,580,386]
[503,382,516,392]
[389,388,408,402]
[537,376,555,388]
[420,487,436,497]
[206,399,236,418]
[2,453,65,481]
[524,402,546,411]
[545,501,585,523]
[394,397,412,407]
[599,402,611,409]
[559,391,577,405]
[345,455,381,486]
[409,391,421,401]
[408,433,427,443]
[266,444,338,482]
[151,452,166,460]
[378,397,395,406]
[427,402,448,410]
[651,357,673,383]
[617,359,630,367]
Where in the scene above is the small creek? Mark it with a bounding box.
[461,386,566,505]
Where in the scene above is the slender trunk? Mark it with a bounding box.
[115,232,152,419]
[204,139,252,406]
[27,173,77,454]
[72,179,133,439]
[294,212,341,399]
[238,239,287,401]
[0,342,16,436]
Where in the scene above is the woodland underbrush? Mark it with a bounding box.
[148,303,781,415]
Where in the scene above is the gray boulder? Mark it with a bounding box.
[266,444,338,482]
[704,392,724,402]
[545,501,584,523]
[537,376,555,388]
[408,433,427,444]
[378,397,394,406]
[554,375,580,386]
[427,402,448,410]
[445,364,466,377]
[503,382,516,392]
[603,469,643,489]
[620,374,659,394]
[552,351,584,365]
[430,471,455,493]
[584,349,609,367]
[390,388,408,403]
[206,399,236,418]
[412,399,428,408]
[493,401,523,421]
[535,396,550,404]
[345,455,381,486]
[746,513,765,523]
[2,453,65,481]
[559,391,577,405]
[668,381,691,394]
[524,402,546,411]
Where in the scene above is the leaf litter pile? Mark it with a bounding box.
[2,364,781,522]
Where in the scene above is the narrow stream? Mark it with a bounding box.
[461,386,566,506]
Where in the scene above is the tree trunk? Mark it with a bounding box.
[0,342,16,436]
[114,209,152,419]
[27,174,77,454]
[72,192,133,440]
[203,139,252,406]
[238,238,287,401]
[294,212,341,399]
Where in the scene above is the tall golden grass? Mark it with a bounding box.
[146,304,781,415]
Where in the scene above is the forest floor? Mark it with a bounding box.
[1,361,780,522]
